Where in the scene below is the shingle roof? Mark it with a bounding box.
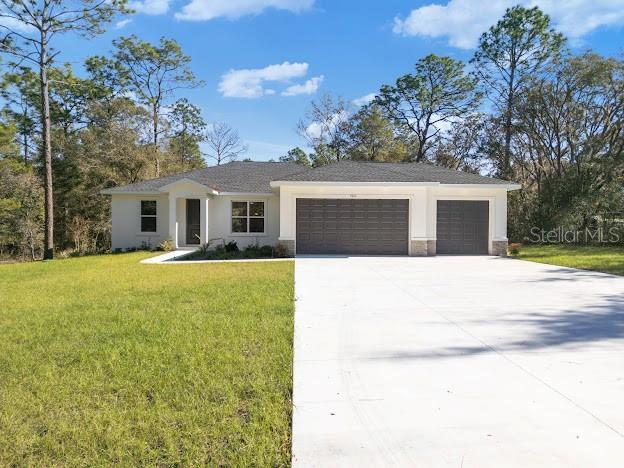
[103,161,311,193]
[103,160,514,195]
[274,161,512,184]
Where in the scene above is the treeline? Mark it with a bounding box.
[0,1,247,260]
[286,7,624,243]
[0,4,622,260]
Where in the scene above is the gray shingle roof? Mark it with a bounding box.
[274,161,512,184]
[103,160,514,195]
[103,161,311,193]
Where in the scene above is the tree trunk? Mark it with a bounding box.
[502,67,516,180]
[40,33,54,260]
[153,103,160,177]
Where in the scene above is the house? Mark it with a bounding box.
[101,160,521,256]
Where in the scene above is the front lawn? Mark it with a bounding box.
[514,244,624,276]
[0,252,294,466]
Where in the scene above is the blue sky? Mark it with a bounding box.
[56,0,624,161]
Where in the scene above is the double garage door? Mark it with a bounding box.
[296,199,409,255]
[295,198,489,255]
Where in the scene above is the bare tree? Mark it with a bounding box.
[0,0,128,259]
[204,122,248,165]
[297,93,350,163]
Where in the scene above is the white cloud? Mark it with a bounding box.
[305,110,349,139]
[0,15,35,32]
[281,75,324,96]
[115,19,133,29]
[393,0,624,49]
[175,0,314,21]
[352,93,376,107]
[219,61,323,98]
[129,0,171,15]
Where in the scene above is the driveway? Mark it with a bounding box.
[292,256,624,467]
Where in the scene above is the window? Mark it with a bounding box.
[231,201,265,234]
[140,200,157,232]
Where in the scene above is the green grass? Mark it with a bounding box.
[0,252,294,466]
[514,244,624,276]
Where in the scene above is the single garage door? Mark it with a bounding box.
[296,198,408,255]
[436,200,489,255]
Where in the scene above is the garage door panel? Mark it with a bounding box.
[436,200,488,255]
[296,198,408,255]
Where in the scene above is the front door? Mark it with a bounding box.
[186,199,201,245]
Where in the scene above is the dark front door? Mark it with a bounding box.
[186,199,201,245]
[296,198,409,255]
[436,200,489,255]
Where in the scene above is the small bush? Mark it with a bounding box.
[508,243,522,255]
[197,243,211,255]
[157,238,174,252]
[273,242,291,258]
[225,240,239,252]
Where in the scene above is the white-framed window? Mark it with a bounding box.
[140,200,157,232]
[231,201,265,234]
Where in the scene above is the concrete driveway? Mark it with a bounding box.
[292,256,624,467]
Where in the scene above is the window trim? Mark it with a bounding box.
[230,200,266,236]
[140,199,158,233]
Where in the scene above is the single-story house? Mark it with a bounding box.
[101,160,520,256]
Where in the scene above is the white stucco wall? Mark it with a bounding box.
[110,191,280,250]
[276,184,509,255]
[111,194,170,250]
[208,194,280,249]
[110,184,509,253]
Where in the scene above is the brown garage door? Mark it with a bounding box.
[296,198,409,255]
[436,200,489,255]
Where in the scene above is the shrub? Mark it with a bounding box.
[157,238,174,252]
[225,240,239,252]
[197,243,211,255]
[260,245,273,257]
[273,242,291,258]
[508,243,522,255]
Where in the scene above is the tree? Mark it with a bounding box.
[471,6,564,179]
[510,53,624,237]
[167,98,206,170]
[346,104,408,162]
[298,93,350,162]
[0,0,129,259]
[0,67,39,163]
[204,122,247,165]
[375,54,481,162]
[0,157,44,260]
[430,114,487,172]
[279,147,310,166]
[0,118,18,158]
[94,35,202,176]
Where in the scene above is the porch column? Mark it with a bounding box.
[168,195,178,249]
[200,196,209,245]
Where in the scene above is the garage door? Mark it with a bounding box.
[436,200,489,254]
[296,199,408,255]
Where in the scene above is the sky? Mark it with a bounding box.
[53,0,624,161]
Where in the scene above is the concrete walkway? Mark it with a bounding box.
[292,256,624,467]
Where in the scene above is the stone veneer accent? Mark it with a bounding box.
[491,240,508,257]
[278,239,295,257]
[410,239,436,256]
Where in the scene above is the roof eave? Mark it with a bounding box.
[270,181,441,187]
[100,189,162,195]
